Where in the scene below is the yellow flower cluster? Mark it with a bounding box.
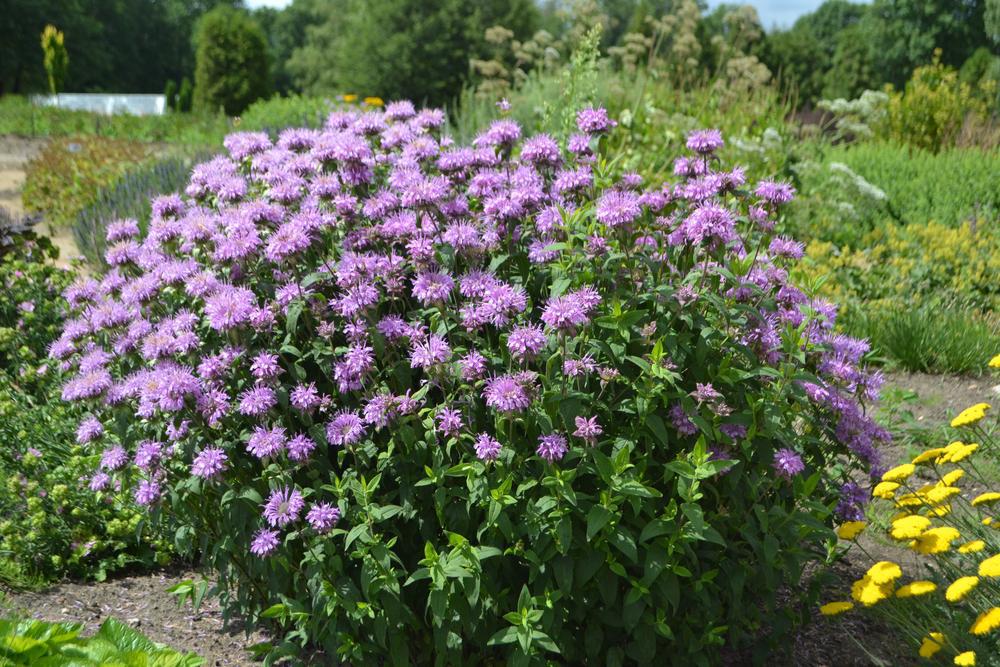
[820,363,1000,665]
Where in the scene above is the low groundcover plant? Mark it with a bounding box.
[53,102,888,663]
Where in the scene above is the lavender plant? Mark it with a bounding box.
[53,101,889,663]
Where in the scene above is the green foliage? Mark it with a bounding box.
[881,53,995,153]
[0,616,203,666]
[0,240,168,583]
[193,6,271,115]
[0,96,230,144]
[39,25,68,95]
[22,136,152,231]
[164,79,178,112]
[177,77,194,114]
[237,95,333,134]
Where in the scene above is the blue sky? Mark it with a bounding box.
[245,0,843,31]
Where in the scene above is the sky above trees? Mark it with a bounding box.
[245,0,868,29]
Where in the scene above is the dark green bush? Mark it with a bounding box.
[193,6,270,116]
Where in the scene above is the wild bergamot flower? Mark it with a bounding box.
[818,601,853,616]
[969,607,1000,635]
[950,403,990,428]
[891,515,931,540]
[978,554,1000,577]
[946,576,979,602]
[895,580,936,597]
[836,521,866,540]
[882,463,915,482]
[972,492,1000,507]
[918,632,944,658]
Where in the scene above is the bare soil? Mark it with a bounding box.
[0,134,81,264]
[1,568,266,666]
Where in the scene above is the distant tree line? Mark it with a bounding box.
[2,0,998,112]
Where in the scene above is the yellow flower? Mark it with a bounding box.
[364,96,384,107]
[836,521,866,540]
[819,601,853,616]
[913,448,945,464]
[978,554,1000,577]
[972,492,1000,507]
[946,576,979,602]
[895,493,925,508]
[983,517,994,526]
[891,515,931,540]
[959,540,985,553]
[928,504,952,517]
[925,486,961,505]
[851,576,893,606]
[954,651,976,666]
[896,580,936,597]
[941,469,965,486]
[918,632,945,658]
[989,353,1000,368]
[882,463,916,482]
[969,607,1000,635]
[866,561,903,584]
[341,94,358,103]
[937,441,966,463]
[912,527,961,554]
[949,443,979,463]
[951,403,990,428]
[872,481,899,499]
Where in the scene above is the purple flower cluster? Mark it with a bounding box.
[54,101,886,562]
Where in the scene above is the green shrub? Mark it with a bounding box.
[0,616,202,666]
[21,136,152,231]
[164,79,178,112]
[238,95,335,133]
[59,108,887,663]
[193,6,270,116]
[178,78,194,114]
[0,240,168,583]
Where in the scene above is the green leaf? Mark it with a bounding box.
[487,626,518,646]
[586,505,613,540]
[259,603,287,619]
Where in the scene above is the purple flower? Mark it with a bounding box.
[410,335,452,368]
[690,383,723,404]
[76,416,104,444]
[203,286,257,331]
[100,446,129,471]
[89,472,111,491]
[768,236,805,259]
[250,528,280,557]
[134,479,161,506]
[573,416,603,444]
[191,447,228,479]
[686,129,724,154]
[363,393,398,429]
[483,374,533,413]
[246,425,287,459]
[251,352,283,380]
[327,410,365,447]
[596,190,642,227]
[306,502,341,533]
[412,271,454,305]
[720,423,748,440]
[459,350,488,380]
[290,382,321,412]
[436,407,463,437]
[263,486,305,527]
[536,433,568,462]
[506,324,548,362]
[135,441,162,471]
[474,433,502,461]
[669,404,698,436]
[576,107,616,134]
[755,180,795,205]
[238,385,277,416]
[541,287,601,332]
[287,433,317,462]
[772,448,805,479]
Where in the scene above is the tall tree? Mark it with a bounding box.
[194,5,271,115]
